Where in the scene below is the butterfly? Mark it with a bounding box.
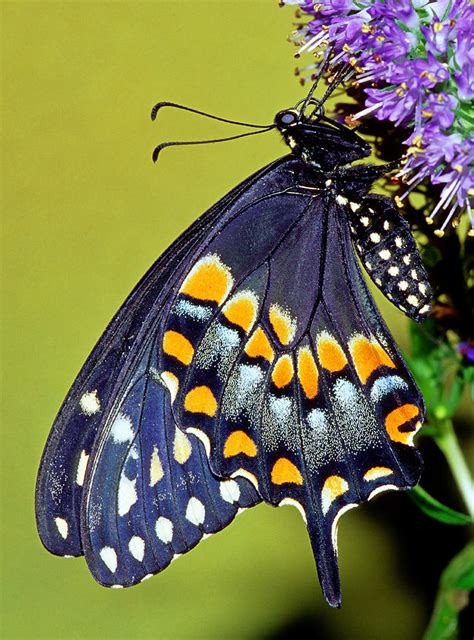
[35,69,432,608]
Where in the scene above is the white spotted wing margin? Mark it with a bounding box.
[80,337,260,588]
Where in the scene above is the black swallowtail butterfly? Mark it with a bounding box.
[35,72,432,607]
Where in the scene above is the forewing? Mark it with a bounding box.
[35,156,289,558]
[159,191,424,607]
[348,194,432,321]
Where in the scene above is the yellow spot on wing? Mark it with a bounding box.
[149,446,164,486]
[160,371,179,402]
[184,386,218,417]
[180,254,233,304]
[163,331,194,365]
[349,335,396,383]
[271,355,294,388]
[271,458,303,485]
[224,431,257,458]
[363,466,393,481]
[317,332,348,372]
[321,475,349,514]
[244,327,274,362]
[385,404,420,445]
[297,347,318,399]
[222,291,258,333]
[269,304,297,346]
[173,428,192,464]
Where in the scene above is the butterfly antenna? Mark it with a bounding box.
[297,49,334,119]
[314,64,353,109]
[152,126,275,162]
[151,102,271,129]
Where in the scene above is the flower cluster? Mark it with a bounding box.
[285,0,474,234]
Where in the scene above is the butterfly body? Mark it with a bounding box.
[36,95,432,608]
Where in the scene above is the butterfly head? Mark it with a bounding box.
[274,108,371,171]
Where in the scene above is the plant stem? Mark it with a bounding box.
[434,419,474,519]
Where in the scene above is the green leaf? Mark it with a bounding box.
[409,486,472,526]
[444,372,465,417]
[409,318,438,360]
[424,543,474,640]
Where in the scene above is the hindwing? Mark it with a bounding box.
[159,191,424,607]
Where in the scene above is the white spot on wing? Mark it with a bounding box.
[368,484,399,501]
[231,468,259,490]
[186,427,211,457]
[155,517,173,543]
[79,390,101,415]
[100,546,117,573]
[111,413,134,444]
[149,446,164,486]
[141,574,153,582]
[379,249,391,260]
[370,376,409,402]
[336,194,348,205]
[128,536,145,562]
[118,474,137,516]
[76,450,89,486]
[185,497,205,526]
[173,428,192,464]
[54,517,68,539]
[219,479,240,504]
[174,299,212,321]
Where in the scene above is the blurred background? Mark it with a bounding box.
[1,2,471,638]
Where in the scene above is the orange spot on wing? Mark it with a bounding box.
[223,292,258,333]
[271,458,303,485]
[297,347,318,399]
[385,404,420,445]
[224,431,257,458]
[317,333,348,372]
[321,475,349,514]
[244,327,274,362]
[180,255,233,304]
[163,331,194,365]
[184,386,218,417]
[363,466,393,481]
[272,355,294,388]
[269,304,296,346]
[350,336,396,383]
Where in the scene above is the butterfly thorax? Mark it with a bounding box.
[275,109,371,172]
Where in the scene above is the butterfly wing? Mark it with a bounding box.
[158,187,424,607]
[35,157,290,558]
[81,334,259,587]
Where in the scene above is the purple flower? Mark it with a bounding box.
[284,0,474,235]
[457,341,474,363]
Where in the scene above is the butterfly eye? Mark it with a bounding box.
[275,109,299,128]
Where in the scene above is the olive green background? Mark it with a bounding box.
[0,2,442,638]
